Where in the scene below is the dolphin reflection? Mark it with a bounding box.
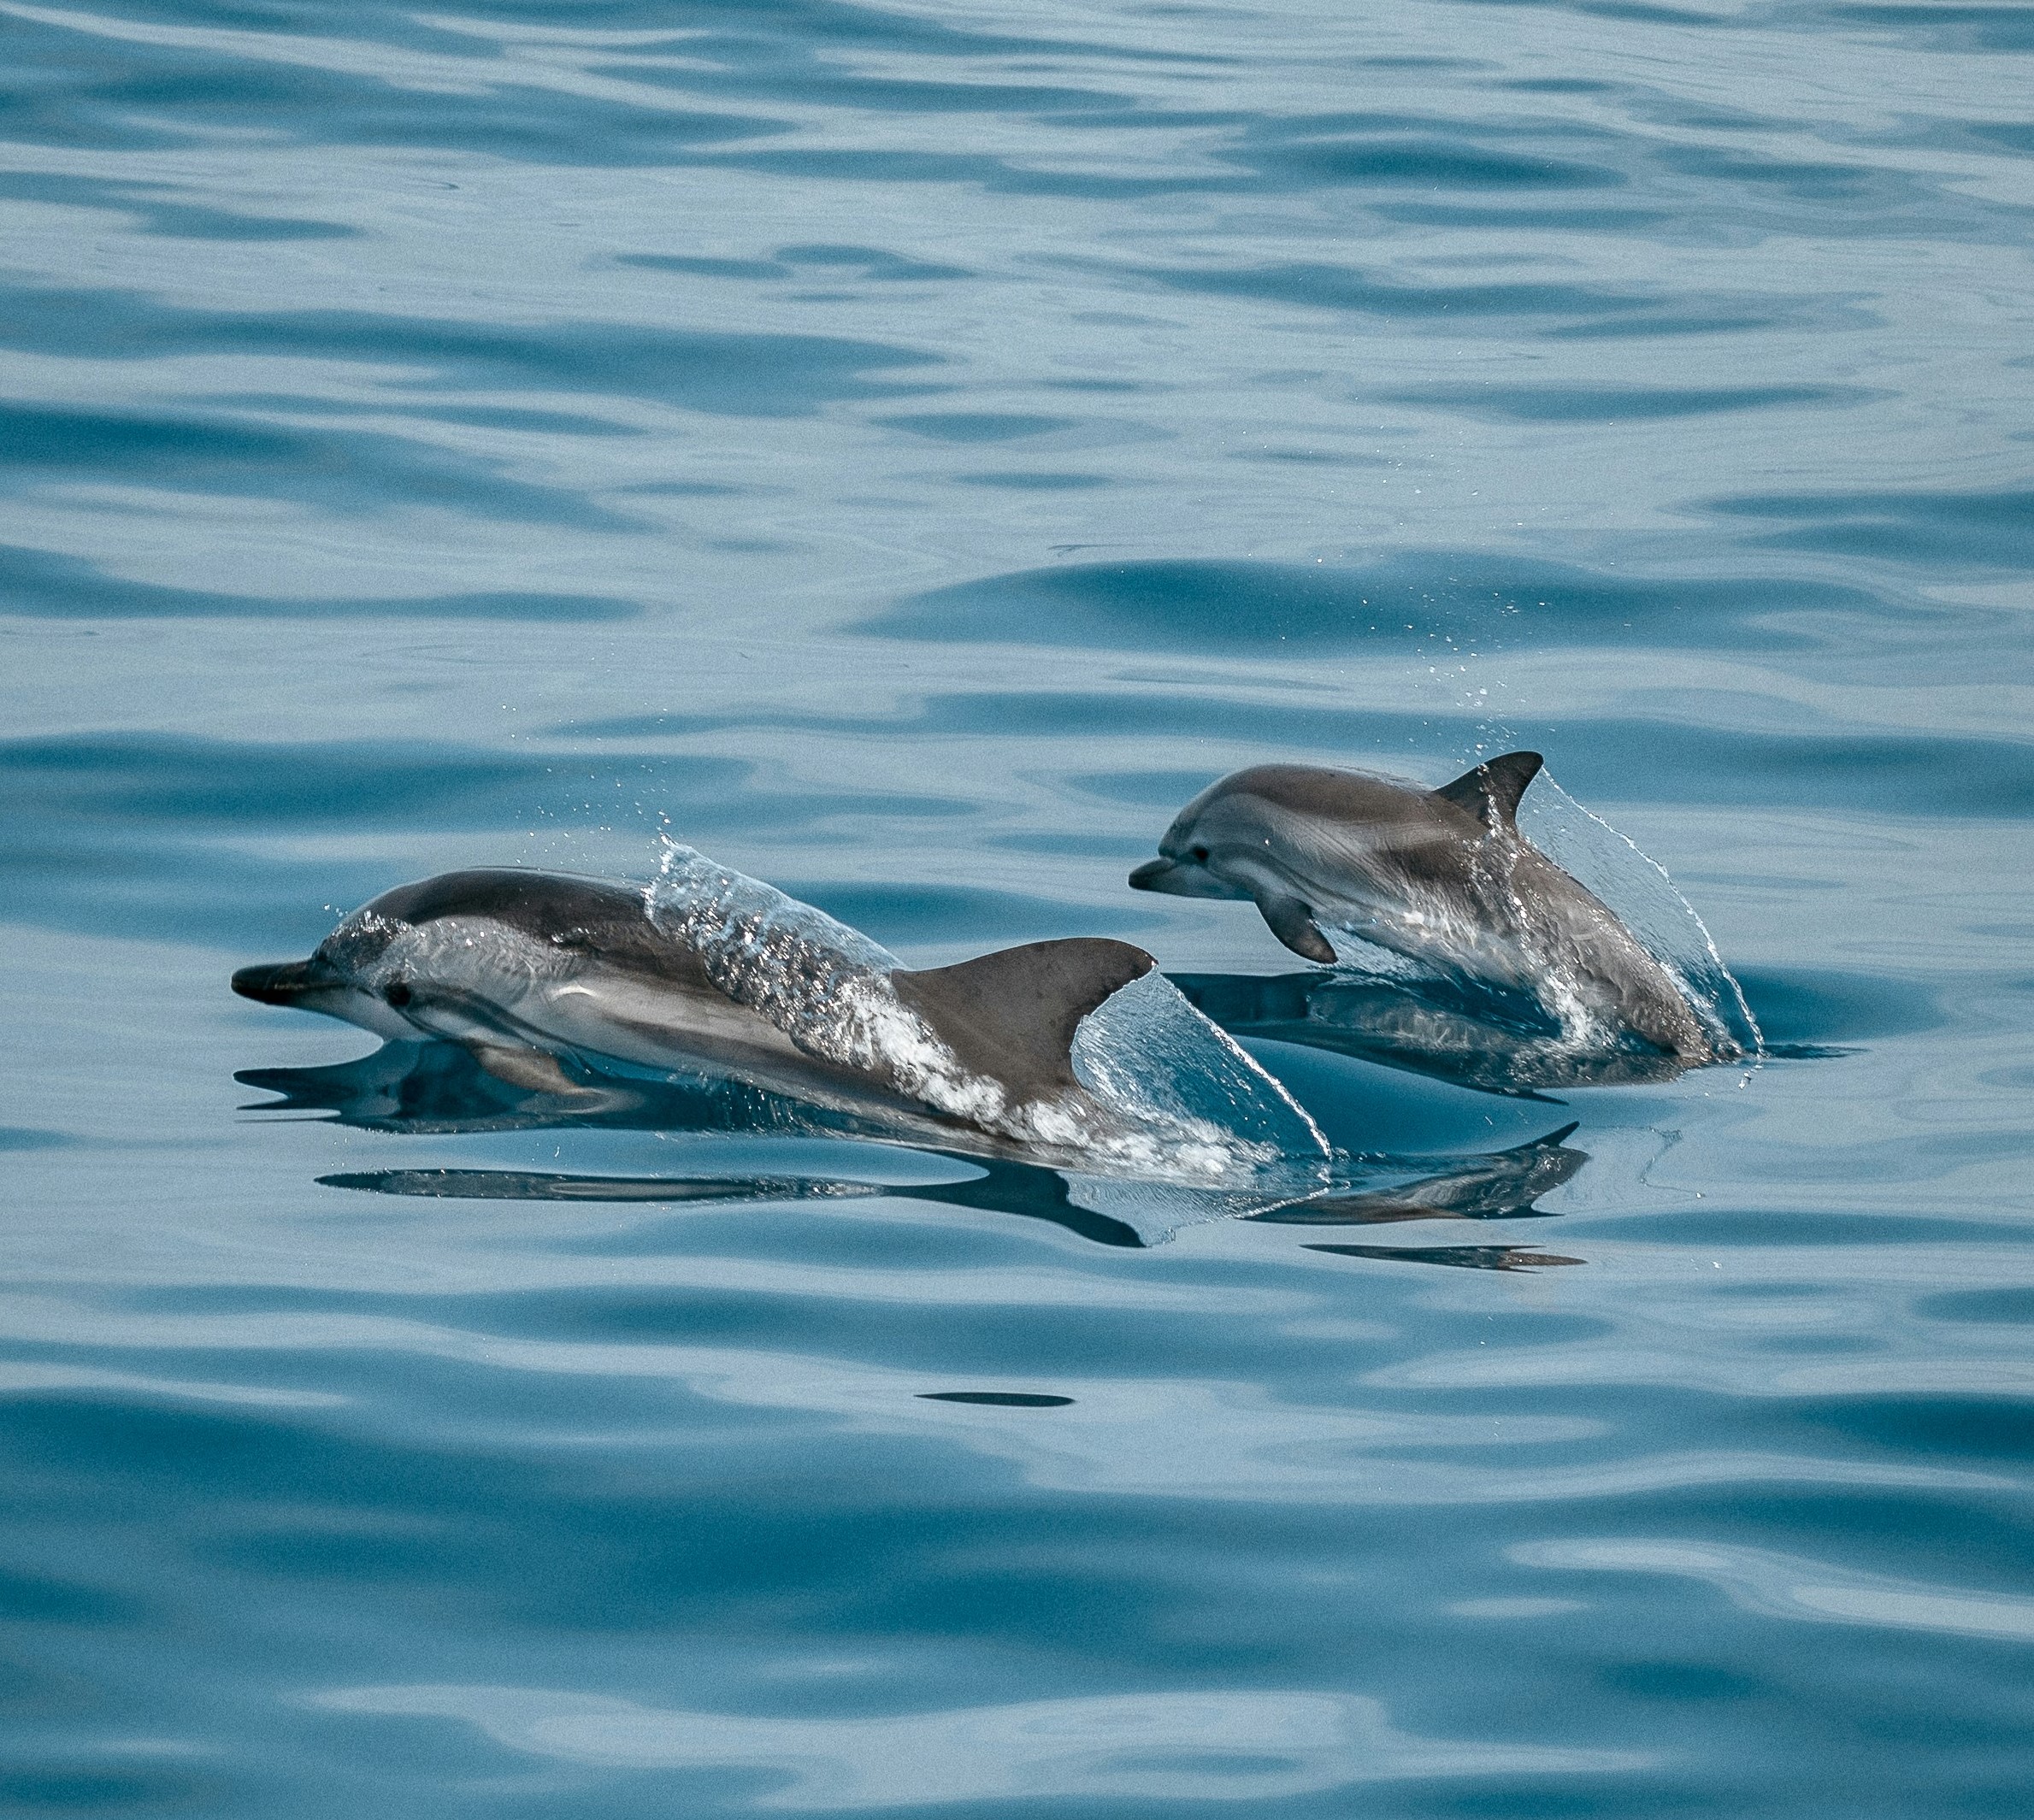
[1170,969,1697,1097]
[239,1038,1595,1258]
[319,1159,1158,1251]
[1302,1243,1584,1273]
[1245,1125,1586,1225]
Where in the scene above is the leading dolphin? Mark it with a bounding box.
[233,858,1251,1164]
[1129,753,1719,1062]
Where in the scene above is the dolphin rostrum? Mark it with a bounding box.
[1129,753,1719,1062]
[233,850,1312,1170]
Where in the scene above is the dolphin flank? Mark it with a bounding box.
[1129,753,1719,1063]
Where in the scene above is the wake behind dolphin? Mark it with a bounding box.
[1131,753,1741,1064]
[233,844,1328,1189]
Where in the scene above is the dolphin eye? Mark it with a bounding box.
[384,981,412,1009]
[1190,845,1210,863]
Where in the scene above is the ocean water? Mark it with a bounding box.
[4,0,2034,1812]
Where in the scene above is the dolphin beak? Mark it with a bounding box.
[1129,857,1249,901]
[233,959,318,1006]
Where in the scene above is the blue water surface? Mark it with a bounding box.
[5,0,2034,1813]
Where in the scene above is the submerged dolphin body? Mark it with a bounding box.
[232,856,1311,1175]
[1129,754,1719,1062]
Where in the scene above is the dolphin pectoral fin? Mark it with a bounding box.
[1434,751,1543,830]
[462,1042,584,1098]
[459,1040,638,1112]
[1254,892,1338,965]
[891,939,1156,1103]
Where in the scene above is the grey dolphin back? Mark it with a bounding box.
[362,867,730,1003]
[891,939,1157,1104]
[365,868,681,967]
[1432,751,1543,831]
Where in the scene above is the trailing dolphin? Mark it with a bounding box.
[1129,753,1722,1062]
[233,846,1324,1176]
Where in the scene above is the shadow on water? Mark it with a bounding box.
[1252,1125,1591,1274]
[239,1040,1152,1248]
[1302,1242,1585,1273]
[1246,1125,1588,1224]
[239,1039,1595,1261]
[320,1163,1156,1251]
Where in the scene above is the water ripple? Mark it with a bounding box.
[312,1682,1652,1805]
[6,0,2033,1809]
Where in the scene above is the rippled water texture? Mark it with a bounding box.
[5,1,2033,1814]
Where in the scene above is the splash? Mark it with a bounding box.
[1517,778,1763,1059]
[1310,770,1761,1069]
[644,841,1329,1183]
[1071,968,1331,1175]
[642,841,919,1075]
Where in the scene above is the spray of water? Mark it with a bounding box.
[642,840,1329,1182]
[1516,776,1764,1063]
[1310,764,1762,1072]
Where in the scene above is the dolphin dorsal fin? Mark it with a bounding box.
[890,939,1156,1104]
[1434,751,1543,830]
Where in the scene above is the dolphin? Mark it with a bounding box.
[1129,753,1718,1061]
[233,862,1199,1161]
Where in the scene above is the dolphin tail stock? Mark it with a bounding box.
[1432,750,1544,831]
[888,938,1157,1104]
